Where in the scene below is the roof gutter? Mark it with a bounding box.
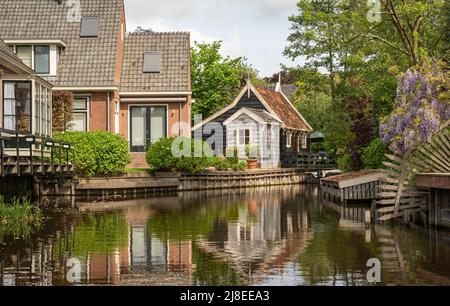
[119,91,191,97]
[52,86,119,92]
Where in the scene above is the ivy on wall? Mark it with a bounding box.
[52,91,73,132]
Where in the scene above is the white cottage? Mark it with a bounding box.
[193,82,313,169]
[223,107,281,169]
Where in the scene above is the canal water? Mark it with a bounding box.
[1,185,450,286]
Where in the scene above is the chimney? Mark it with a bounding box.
[275,72,281,92]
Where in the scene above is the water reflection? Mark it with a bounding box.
[0,185,450,286]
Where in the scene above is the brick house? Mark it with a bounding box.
[0,0,192,167]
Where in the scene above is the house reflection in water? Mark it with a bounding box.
[1,186,450,285]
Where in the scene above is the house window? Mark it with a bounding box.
[286,132,292,148]
[34,45,50,74]
[80,16,100,37]
[16,45,32,67]
[3,81,32,133]
[72,97,89,131]
[302,133,308,149]
[267,124,272,147]
[143,51,161,73]
[236,129,250,146]
[14,45,50,74]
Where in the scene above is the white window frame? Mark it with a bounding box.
[235,128,251,147]
[13,44,52,75]
[302,133,308,149]
[266,124,272,147]
[72,96,90,131]
[286,131,292,148]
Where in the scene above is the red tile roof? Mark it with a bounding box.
[256,87,311,131]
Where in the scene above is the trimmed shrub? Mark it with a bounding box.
[362,138,389,169]
[146,137,214,173]
[54,131,131,177]
[145,137,178,172]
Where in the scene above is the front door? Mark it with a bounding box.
[130,106,167,152]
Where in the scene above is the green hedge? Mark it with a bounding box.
[146,138,248,173]
[54,131,131,177]
[146,137,214,173]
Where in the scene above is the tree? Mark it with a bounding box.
[284,0,342,102]
[191,41,261,119]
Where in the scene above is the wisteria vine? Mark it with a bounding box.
[379,67,450,157]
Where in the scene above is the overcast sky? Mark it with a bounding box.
[125,0,304,78]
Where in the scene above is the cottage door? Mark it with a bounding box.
[130,106,167,152]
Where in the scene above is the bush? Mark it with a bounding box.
[146,137,214,173]
[362,138,389,169]
[338,153,353,173]
[54,131,131,177]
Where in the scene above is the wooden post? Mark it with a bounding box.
[365,208,372,224]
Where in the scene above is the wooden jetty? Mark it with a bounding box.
[0,128,75,198]
[320,170,387,204]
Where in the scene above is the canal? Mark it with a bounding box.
[1,185,450,286]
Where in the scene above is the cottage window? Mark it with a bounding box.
[267,124,272,147]
[302,133,308,149]
[236,129,250,146]
[72,97,89,131]
[80,17,100,37]
[286,132,292,148]
[143,51,161,73]
[3,81,32,133]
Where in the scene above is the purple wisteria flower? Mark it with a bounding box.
[380,67,450,157]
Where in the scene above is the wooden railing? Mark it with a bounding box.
[0,128,75,177]
[281,152,338,170]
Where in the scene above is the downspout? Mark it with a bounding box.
[179,102,182,136]
[106,91,110,131]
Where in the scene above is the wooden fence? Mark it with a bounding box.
[376,123,450,222]
[281,152,337,170]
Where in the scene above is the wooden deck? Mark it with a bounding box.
[0,128,75,177]
[320,170,387,203]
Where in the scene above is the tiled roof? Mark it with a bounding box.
[256,87,312,131]
[0,39,23,64]
[245,108,279,123]
[260,84,298,101]
[121,31,190,92]
[0,0,122,87]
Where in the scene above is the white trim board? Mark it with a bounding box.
[223,107,281,126]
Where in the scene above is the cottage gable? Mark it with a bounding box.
[192,82,312,133]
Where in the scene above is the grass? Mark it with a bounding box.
[0,196,42,240]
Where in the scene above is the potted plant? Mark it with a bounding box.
[244,145,259,169]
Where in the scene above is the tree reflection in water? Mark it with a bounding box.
[0,185,449,286]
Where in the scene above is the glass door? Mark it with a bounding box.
[130,106,167,152]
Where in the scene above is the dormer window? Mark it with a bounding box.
[34,45,50,74]
[143,51,161,73]
[80,16,100,37]
[14,45,50,74]
[16,45,32,67]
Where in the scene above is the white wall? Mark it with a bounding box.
[226,114,280,169]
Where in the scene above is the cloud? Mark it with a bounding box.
[125,0,300,77]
